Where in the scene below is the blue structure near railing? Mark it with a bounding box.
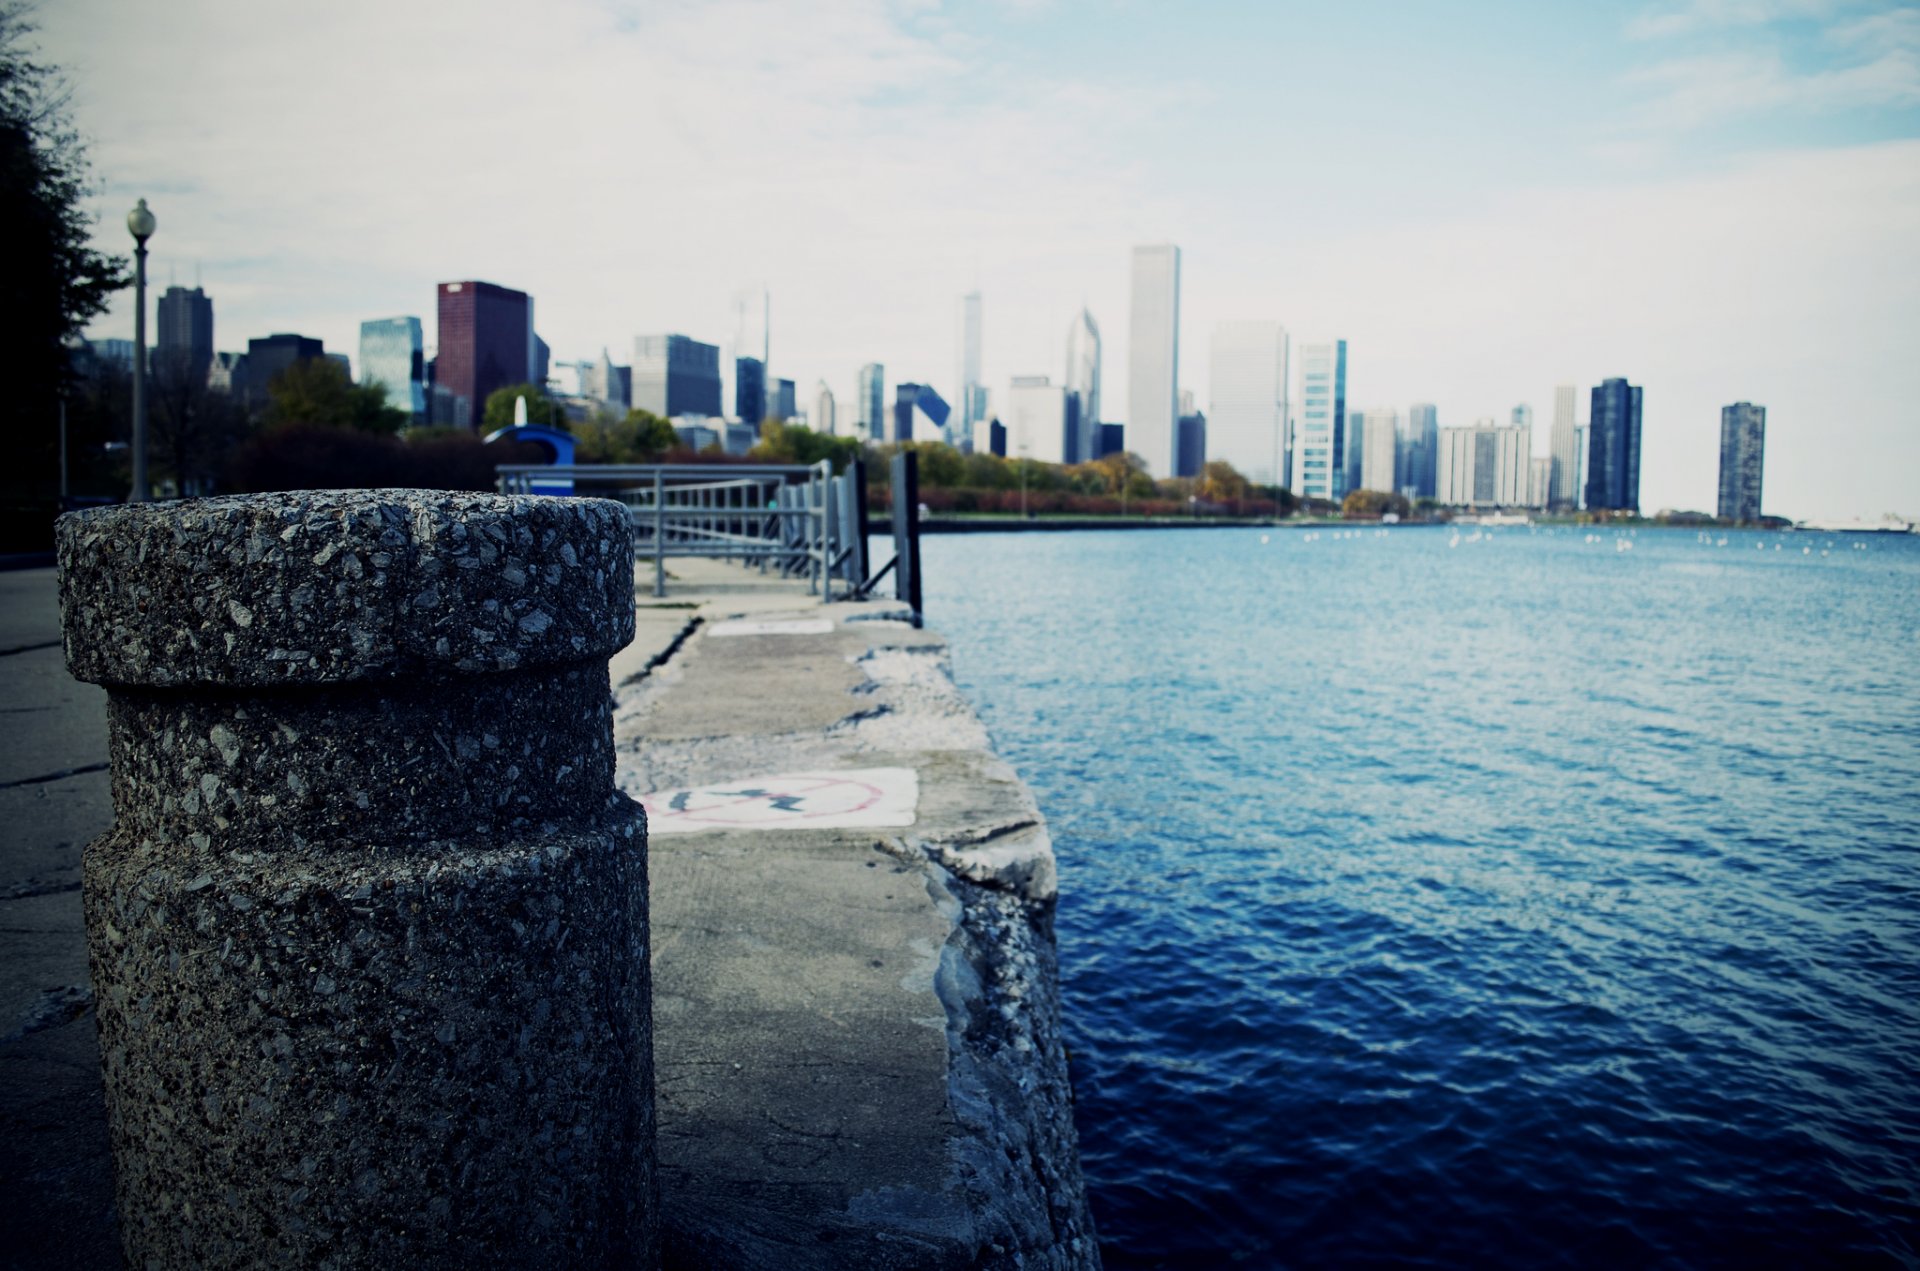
[482,425,576,494]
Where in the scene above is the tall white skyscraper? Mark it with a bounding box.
[1128,244,1181,476]
[1358,408,1400,493]
[1065,308,1101,464]
[1208,322,1290,487]
[1292,340,1347,501]
[958,291,985,443]
[814,381,836,436]
[1549,384,1580,507]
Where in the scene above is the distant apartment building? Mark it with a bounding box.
[814,381,836,435]
[1208,322,1289,487]
[1291,340,1347,501]
[582,348,632,413]
[857,363,886,441]
[1436,420,1530,507]
[958,292,986,438]
[1718,402,1766,521]
[1403,402,1439,499]
[86,337,135,367]
[245,333,325,404]
[1065,308,1102,465]
[765,378,796,422]
[630,335,721,419]
[1099,422,1125,459]
[1357,408,1399,493]
[156,285,214,383]
[436,281,533,426]
[1585,378,1643,512]
[1530,456,1553,509]
[1005,376,1068,464]
[1549,384,1580,508]
[359,316,425,419]
[1128,244,1182,477]
[735,357,766,428]
[1512,403,1533,432]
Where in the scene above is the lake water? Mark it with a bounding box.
[919,525,1920,1269]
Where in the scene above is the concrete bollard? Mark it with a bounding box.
[56,490,656,1270]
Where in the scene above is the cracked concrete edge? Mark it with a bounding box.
[620,599,1097,1266]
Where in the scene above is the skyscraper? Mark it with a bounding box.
[1128,244,1181,477]
[1358,408,1399,493]
[359,316,425,419]
[766,378,796,421]
[735,357,766,427]
[858,364,885,440]
[958,292,985,440]
[436,281,534,426]
[156,285,213,384]
[1292,340,1347,501]
[1512,403,1534,432]
[1006,376,1068,464]
[814,381,836,435]
[892,383,951,443]
[1404,402,1439,499]
[1065,308,1101,465]
[1549,384,1580,508]
[633,335,722,418]
[1585,378,1643,512]
[1718,402,1766,522]
[1175,411,1207,478]
[1437,420,1530,507]
[1208,322,1289,487]
[245,333,325,405]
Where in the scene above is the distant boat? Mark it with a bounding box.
[1794,514,1915,534]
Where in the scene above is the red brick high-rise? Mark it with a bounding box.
[435,281,533,427]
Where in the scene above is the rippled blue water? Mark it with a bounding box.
[919,525,1920,1269]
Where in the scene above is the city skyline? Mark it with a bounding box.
[40,0,1919,518]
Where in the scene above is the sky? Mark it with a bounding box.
[41,0,1920,519]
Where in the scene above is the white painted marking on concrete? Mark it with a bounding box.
[640,768,918,833]
[707,618,835,637]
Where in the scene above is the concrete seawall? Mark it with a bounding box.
[612,561,1098,1267]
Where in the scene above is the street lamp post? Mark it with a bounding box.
[126,198,156,502]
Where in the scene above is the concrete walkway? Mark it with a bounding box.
[0,555,1094,1268]
[0,566,120,1271]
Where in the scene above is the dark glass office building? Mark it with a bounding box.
[1585,377,1643,512]
[245,333,325,405]
[157,286,214,384]
[1717,401,1766,522]
[1177,412,1207,478]
[436,281,533,427]
[736,357,766,427]
[633,335,722,418]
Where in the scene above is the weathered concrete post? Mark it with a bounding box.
[56,490,655,1270]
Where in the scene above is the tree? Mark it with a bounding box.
[148,347,251,496]
[751,419,864,472]
[482,383,564,429]
[265,358,407,434]
[1341,488,1410,519]
[568,407,678,463]
[2,3,128,514]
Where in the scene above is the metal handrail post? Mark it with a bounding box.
[653,469,665,598]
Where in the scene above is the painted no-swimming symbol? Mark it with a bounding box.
[639,767,919,834]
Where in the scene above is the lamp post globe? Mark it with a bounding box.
[126,198,156,243]
[126,199,155,502]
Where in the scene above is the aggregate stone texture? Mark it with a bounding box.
[55,490,657,1270]
[58,490,636,687]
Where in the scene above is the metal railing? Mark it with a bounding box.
[495,462,869,600]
